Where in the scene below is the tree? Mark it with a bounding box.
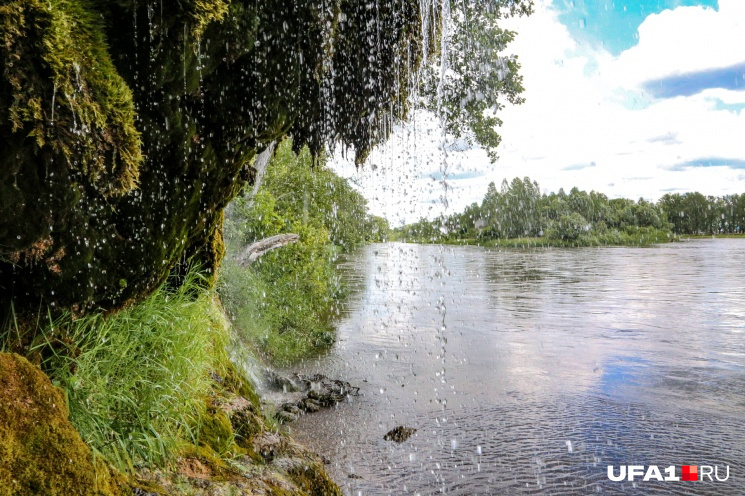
[422,1,533,161]
[547,212,588,242]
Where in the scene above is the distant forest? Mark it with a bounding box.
[393,177,745,244]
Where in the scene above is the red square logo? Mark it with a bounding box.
[682,465,698,481]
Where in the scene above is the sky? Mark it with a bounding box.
[330,0,745,226]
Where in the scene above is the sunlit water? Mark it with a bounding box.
[286,240,745,495]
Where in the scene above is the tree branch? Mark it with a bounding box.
[237,233,299,267]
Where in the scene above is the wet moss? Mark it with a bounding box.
[286,461,343,496]
[0,353,129,496]
[219,359,261,409]
[0,0,426,329]
[188,0,231,40]
[0,0,142,195]
[177,443,232,477]
[197,407,236,456]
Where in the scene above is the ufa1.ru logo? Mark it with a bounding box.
[607,465,730,482]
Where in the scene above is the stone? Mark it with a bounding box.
[383,426,417,443]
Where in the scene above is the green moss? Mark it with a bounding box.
[177,443,232,478]
[219,358,261,409]
[0,353,129,496]
[231,408,264,443]
[0,0,142,195]
[197,408,236,456]
[189,0,231,40]
[286,461,343,496]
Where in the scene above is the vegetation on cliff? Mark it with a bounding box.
[220,140,386,364]
[0,273,344,494]
[0,0,420,320]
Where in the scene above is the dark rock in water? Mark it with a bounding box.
[280,403,303,416]
[263,369,300,392]
[302,375,360,407]
[276,410,299,424]
[348,473,363,479]
[269,372,360,423]
[299,398,322,413]
[384,426,417,443]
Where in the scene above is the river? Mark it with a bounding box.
[287,240,745,495]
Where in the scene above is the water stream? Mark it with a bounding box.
[287,239,745,495]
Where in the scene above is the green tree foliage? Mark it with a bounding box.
[258,143,375,251]
[659,192,745,234]
[220,141,387,363]
[394,176,675,246]
[547,212,588,242]
[422,0,533,161]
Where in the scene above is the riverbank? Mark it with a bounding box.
[396,227,676,248]
[682,233,745,239]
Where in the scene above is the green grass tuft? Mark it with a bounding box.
[1,271,232,472]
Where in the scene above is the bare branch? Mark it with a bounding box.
[237,233,300,267]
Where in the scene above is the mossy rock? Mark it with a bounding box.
[176,443,232,479]
[231,407,265,447]
[219,359,261,410]
[284,460,343,496]
[0,353,129,496]
[0,0,425,325]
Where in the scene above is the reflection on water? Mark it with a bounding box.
[287,240,745,494]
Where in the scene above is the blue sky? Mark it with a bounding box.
[556,0,718,55]
[332,0,745,225]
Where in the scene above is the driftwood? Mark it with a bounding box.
[237,233,299,266]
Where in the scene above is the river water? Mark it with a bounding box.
[287,240,745,495]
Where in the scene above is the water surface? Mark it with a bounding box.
[288,240,745,495]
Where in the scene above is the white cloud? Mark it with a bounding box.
[609,0,745,85]
[331,0,745,225]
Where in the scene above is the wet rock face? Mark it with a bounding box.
[0,0,422,320]
[0,352,128,496]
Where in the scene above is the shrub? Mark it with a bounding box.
[547,212,589,241]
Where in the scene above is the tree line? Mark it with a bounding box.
[394,177,745,244]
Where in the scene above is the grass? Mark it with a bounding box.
[400,227,676,248]
[1,271,232,472]
[682,233,745,239]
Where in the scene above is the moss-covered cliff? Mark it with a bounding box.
[0,0,422,320]
[0,352,130,496]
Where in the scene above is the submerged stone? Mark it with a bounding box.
[383,426,417,443]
